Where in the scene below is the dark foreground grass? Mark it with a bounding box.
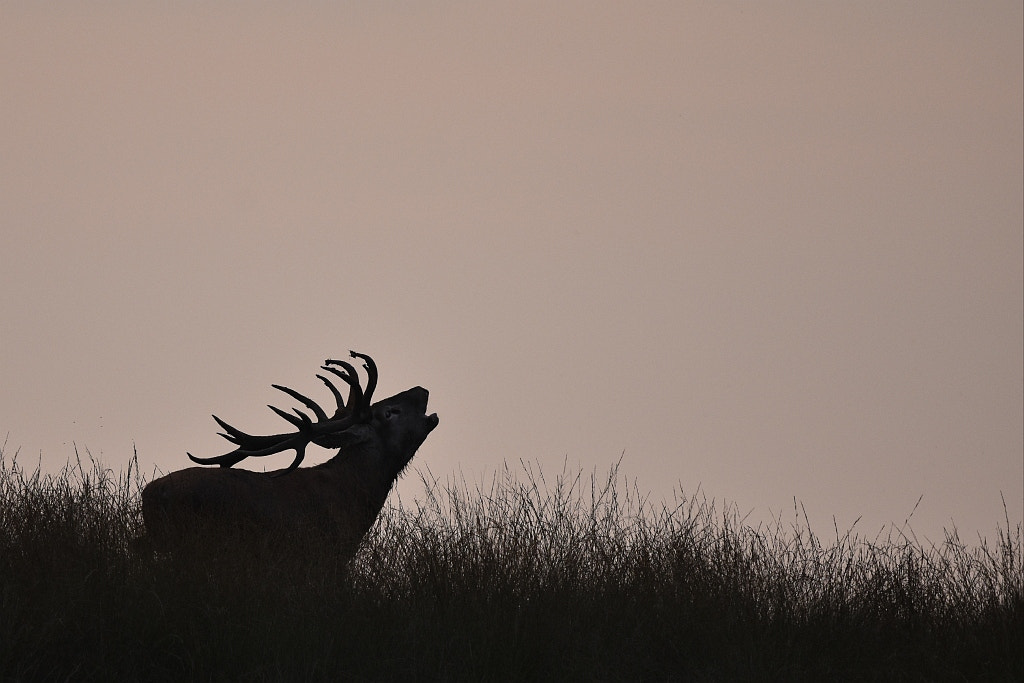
[0,448,1020,682]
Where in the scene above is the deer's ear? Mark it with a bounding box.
[314,424,372,450]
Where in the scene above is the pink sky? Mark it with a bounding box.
[1,3,1021,541]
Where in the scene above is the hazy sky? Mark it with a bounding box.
[2,3,1021,541]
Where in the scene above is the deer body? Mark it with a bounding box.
[141,356,437,557]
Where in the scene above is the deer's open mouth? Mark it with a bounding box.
[415,387,438,430]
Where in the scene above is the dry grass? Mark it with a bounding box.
[1,446,1021,681]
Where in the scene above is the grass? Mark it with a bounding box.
[0,446,1021,681]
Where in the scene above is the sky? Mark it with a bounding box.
[2,2,1021,542]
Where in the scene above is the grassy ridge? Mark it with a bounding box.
[1,450,1020,681]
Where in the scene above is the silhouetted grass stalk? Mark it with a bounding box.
[1,445,1020,680]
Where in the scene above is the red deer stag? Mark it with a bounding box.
[141,351,438,558]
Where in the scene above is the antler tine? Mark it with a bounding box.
[276,442,308,476]
[271,384,329,422]
[211,414,251,445]
[349,351,377,405]
[267,404,312,429]
[188,447,250,468]
[316,374,347,418]
[322,359,365,414]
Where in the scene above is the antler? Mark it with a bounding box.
[187,351,377,475]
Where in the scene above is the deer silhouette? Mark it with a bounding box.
[142,351,438,559]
